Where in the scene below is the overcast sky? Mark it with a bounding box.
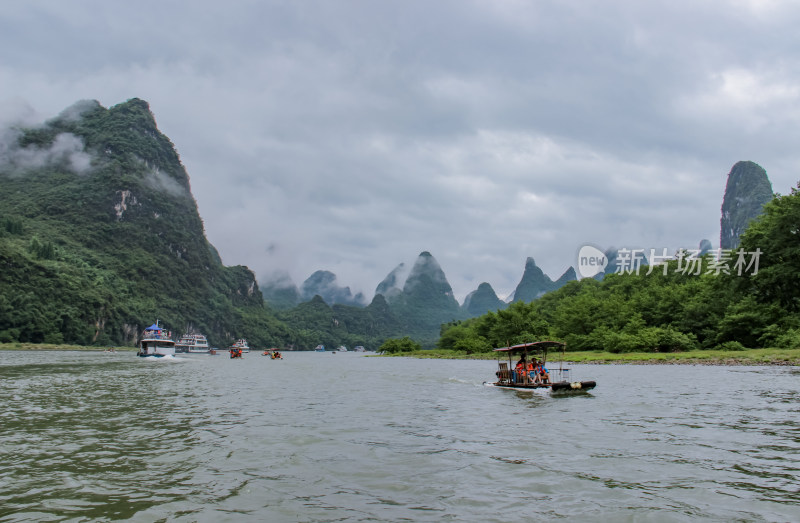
[2,0,800,302]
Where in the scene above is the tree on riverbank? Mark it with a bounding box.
[379,336,422,354]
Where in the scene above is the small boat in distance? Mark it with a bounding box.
[137,321,176,358]
[487,341,596,393]
[175,333,210,353]
[228,338,250,353]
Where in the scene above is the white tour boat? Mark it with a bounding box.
[175,333,211,353]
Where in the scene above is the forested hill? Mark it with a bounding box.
[0,98,291,347]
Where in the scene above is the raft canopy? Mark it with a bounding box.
[145,324,160,331]
[493,341,565,353]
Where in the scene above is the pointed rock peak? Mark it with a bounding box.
[303,270,336,287]
[307,295,331,307]
[413,251,442,270]
[521,257,546,278]
[115,97,153,113]
[721,161,773,249]
[555,266,577,285]
[110,98,157,124]
[463,282,505,316]
[512,256,555,302]
[404,251,451,292]
[725,161,770,188]
[369,293,389,307]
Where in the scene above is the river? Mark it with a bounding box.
[1,351,798,522]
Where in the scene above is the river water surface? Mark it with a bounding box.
[1,351,799,522]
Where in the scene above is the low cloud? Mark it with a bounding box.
[142,165,189,198]
[0,126,92,175]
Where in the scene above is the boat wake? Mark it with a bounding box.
[482,382,551,394]
[142,354,185,362]
[447,377,477,385]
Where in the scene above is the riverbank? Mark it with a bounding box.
[0,343,135,352]
[3,343,799,365]
[384,348,800,365]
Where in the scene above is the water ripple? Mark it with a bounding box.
[2,354,800,521]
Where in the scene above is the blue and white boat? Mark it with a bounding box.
[137,321,176,357]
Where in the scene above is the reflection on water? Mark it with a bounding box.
[1,352,799,521]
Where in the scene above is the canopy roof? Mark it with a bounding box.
[493,341,565,353]
[145,323,161,331]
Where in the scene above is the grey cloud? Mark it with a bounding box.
[2,1,799,301]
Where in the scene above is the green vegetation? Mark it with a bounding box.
[0,342,135,352]
[557,348,800,365]
[438,183,800,356]
[375,347,800,364]
[378,336,422,354]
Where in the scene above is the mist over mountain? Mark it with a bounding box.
[260,271,302,310]
[301,270,366,306]
[720,161,773,250]
[374,262,409,300]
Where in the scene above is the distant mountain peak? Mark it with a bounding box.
[403,251,451,294]
[301,270,366,306]
[463,282,506,316]
[511,257,552,302]
[698,239,713,256]
[511,257,576,302]
[555,266,577,285]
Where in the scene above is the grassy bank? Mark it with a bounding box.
[384,348,800,365]
[0,343,135,352]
